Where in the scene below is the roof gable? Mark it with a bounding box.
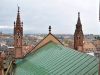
[31,33,63,52]
[14,41,99,75]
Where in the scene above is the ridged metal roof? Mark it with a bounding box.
[14,41,98,75]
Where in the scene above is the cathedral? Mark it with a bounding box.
[0,7,99,75]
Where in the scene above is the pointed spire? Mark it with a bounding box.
[49,26,51,33]
[78,12,80,18]
[16,5,21,26]
[77,12,81,25]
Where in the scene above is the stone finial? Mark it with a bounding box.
[78,12,80,17]
[17,4,20,12]
[49,26,51,33]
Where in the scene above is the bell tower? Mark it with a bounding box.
[14,6,23,58]
[74,12,84,52]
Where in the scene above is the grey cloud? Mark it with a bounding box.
[0,0,99,34]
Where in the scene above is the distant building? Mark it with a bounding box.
[83,43,96,52]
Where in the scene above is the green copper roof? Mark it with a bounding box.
[14,41,99,75]
[16,59,23,64]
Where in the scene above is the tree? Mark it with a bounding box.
[64,40,68,44]
[97,36,100,40]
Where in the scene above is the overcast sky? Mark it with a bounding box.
[0,0,99,34]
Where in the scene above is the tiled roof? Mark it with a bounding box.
[1,51,6,58]
[83,43,96,49]
[14,41,99,75]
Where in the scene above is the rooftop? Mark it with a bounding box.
[14,41,99,75]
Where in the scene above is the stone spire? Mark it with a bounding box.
[77,12,81,25]
[16,6,21,27]
[75,12,83,34]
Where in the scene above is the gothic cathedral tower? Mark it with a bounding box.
[14,6,23,58]
[74,12,84,52]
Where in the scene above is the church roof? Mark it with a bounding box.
[28,26,63,54]
[31,33,63,51]
[14,41,98,75]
